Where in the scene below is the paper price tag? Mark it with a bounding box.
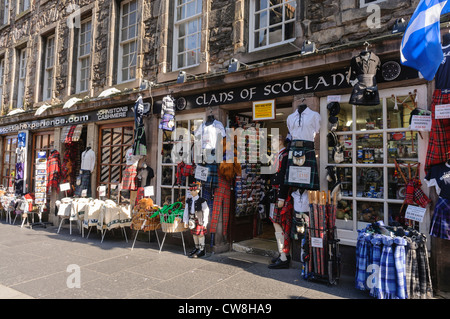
[98,186,106,197]
[144,186,154,197]
[435,104,450,119]
[288,166,311,184]
[311,237,323,248]
[405,205,427,223]
[410,115,431,131]
[327,95,341,103]
[81,189,87,197]
[194,165,209,182]
[60,183,71,191]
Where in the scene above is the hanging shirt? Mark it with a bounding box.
[435,44,450,90]
[291,189,310,213]
[125,148,142,166]
[80,148,96,172]
[194,120,226,150]
[286,107,321,141]
[425,162,450,200]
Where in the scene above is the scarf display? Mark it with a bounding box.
[355,221,432,299]
[47,150,62,192]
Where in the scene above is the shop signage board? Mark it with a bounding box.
[0,105,134,134]
[252,99,276,121]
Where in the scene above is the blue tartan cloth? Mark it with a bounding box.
[369,234,383,298]
[380,236,397,299]
[355,230,371,291]
[394,237,408,299]
[430,196,450,240]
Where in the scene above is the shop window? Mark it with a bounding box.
[0,57,4,110]
[16,0,29,14]
[320,85,428,245]
[0,0,9,25]
[118,0,138,83]
[15,48,27,109]
[42,34,55,101]
[173,0,202,70]
[157,115,203,205]
[98,123,134,201]
[249,0,297,52]
[76,18,92,93]
[30,131,54,191]
[1,135,18,188]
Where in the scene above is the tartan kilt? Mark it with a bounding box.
[430,196,450,240]
[75,170,92,197]
[190,220,208,236]
[122,165,138,190]
[284,143,319,190]
[425,89,450,174]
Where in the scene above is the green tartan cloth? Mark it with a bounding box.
[284,142,319,190]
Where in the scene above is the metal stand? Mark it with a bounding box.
[159,230,186,255]
[30,204,52,229]
[131,228,160,250]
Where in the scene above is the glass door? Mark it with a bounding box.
[320,85,429,246]
[157,113,205,206]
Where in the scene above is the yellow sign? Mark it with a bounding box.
[253,100,275,121]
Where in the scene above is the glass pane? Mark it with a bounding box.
[284,21,295,41]
[356,167,384,198]
[268,26,282,45]
[174,187,186,202]
[101,128,112,145]
[178,53,185,68]
[123,126,134,145]
[161,166,173,186]
[331,102,352,132]
[387,167,406,200]
[101,147,111,164]
[386,95,414,129]
[162,144,174,164]
[255,30,266,48]
[328,134,352,164]
[388,203,405,227]
[387,131,418,163]
[355,104,382,131]
[161,188,173,206]
[357,201,384,229]
[355,133,383,164]
[269,5,282,25]
[187,50,196,66]
[256,0,268,11]
[162,130,173,143]
[111,147,122,165]
[338,167,353,197]
[335,199,353,231]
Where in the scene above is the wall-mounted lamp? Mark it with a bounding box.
[301,40,316,55]
[176,71,197,84]
[140,79,155,90]
[228,58,250,73]
[392,18,408,34]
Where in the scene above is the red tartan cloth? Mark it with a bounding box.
[425,89,450,175]
[270,195,293,253]
[122,165,138,190]
[210,175,231,236]
[47,150,61,192]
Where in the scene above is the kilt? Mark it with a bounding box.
[190,218,208,236]
[210,175,231,236]
[75,170,92,197]
[425,89,450,174]
[430,196,450,240]
[122,165,138,190]
[270,195,293,253]
[196,163,219,189]
[284,140,319,190]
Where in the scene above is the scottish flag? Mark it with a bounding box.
[400,0,450,81]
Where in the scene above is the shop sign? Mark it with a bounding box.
[252,100,275,121]
[165,59,418,111]
[0,105,134,134]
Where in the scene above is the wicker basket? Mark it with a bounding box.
[131,209,161,232]
[161,217,186,233]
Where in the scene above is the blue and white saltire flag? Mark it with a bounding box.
[400,0,450,81]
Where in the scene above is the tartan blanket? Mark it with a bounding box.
[47,150,61,192]
[355,230,371,291]
[380,236,396,299]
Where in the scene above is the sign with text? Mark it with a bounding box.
[252,100,275,121]
[405,205,427,223]
[194,165,209,182]
[144,186,154,197]
[60,183,71,192]
[288,166,311,184]
[435,104,450,119]
[410,115,432,131]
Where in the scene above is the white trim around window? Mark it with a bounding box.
[172,0,202,71]
[16,48,27,108]
[17,0,29,14]
[249,0,297,52]
[76,18,92,93]
[0,57,4,109]
[43,35,55,101]
[117,0,138,84]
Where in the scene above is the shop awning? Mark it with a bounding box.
[35,104,52,116]
[63,97,82,109]
[61,124,83,143]
[98,87,121,98]
[7,108,25,116]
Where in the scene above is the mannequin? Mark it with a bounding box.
[183,182,210,258]
[285,103,321,190]
[268,134,292,269]
[348,48,381,106]
[75,145,95,197]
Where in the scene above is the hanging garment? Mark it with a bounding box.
[369,234,383,299]
[286,107,321,141]
[80,148,96,172]
[210,175,231,237]
[380,236,396,299]
[355,230,371,291]
[75,170,92,197]
[348,52,381,106]
[425,90,450,174]
[405,237,420,299]
[269,194,293,254]
[159,96,175,131]
[394,237,408,299]
[284,140,319,190]
[47,150,62,192]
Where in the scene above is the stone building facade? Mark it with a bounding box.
[0,0,448,295]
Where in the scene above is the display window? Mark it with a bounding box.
[30,131,55,191]
[1,135,18,188]
[157,113,205,206]
[97,122,134,200]
[319,85,429,245]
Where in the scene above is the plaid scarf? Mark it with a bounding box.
[394,237,408,299]
[380,236,397,299]
[405,237,420,298]
[369,234,383,298]
[355,230,371,291]
[47,150,61,192]
[416,235,433,299]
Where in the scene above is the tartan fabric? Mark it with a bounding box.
[202,185,214,213]
[369,234,383,298]
[190,221,207,236]
[416,234,433,298]
[355,230,370,291]
[75,170,92,197]
[405,237,420,298]
[430,196,450,240]
[47,150,61,192]
[284,142,319,190]
[380,236,397,299]
[135,187,145,206]
[394,237,408,299]
[122,165,138,190]
[425,89,450,175]
[270,195,293,253]
[132,126,147,156]
[64,125,76,144]
[210,175,231,236]
[176,162,195,185]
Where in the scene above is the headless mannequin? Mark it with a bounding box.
[206,114,215,126]
[297,104,307,114]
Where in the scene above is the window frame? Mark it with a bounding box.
[319,84,429,246]
[17,0,29,14]
[42,34,55,101]
[1,134,18,188]
[248,0,297,53]
[16,48,27,109]
[359,0,386,8]
[0,0,9,25]
[172,0,203,71]
[117,0,138,84]
[76,17,92,93]
[0,57,4,109]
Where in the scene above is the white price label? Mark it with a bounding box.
[435,104,450,119]
[288,166,311,184]
[144,186,154,197]
[410,115,431,131]
[98,186,106,197]
[194,165,209,182]
[60,183,71,191]
[311,237,323,248]
[405,205,427,223]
